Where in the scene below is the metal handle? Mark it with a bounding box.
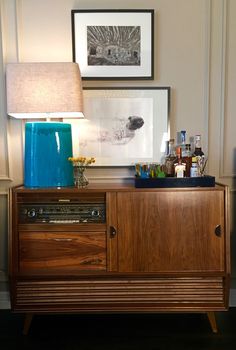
[110,226,117,238]
[51,238,73,242]
[81,258,103,265]
[215,225,221,237]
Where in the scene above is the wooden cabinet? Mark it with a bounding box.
[116,191,225,272]
[19,230,107,273]
[9,184,230,333]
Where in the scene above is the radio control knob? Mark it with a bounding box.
[91,209,99,217]
[28,209,36,218]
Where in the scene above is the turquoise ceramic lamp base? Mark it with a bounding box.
[24,122,74,188]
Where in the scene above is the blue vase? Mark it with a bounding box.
[24,122,74,188]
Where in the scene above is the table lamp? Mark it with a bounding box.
[6,62,84,188]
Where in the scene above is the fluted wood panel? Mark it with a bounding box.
[14,277,225,312]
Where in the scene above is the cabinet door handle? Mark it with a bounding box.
[215,225,221,237]
[110,226,117,238]
[51,238,73,242]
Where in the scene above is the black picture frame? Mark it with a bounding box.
[71,9,154,80]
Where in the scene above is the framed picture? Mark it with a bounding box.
[73,87,170,166]
[71,9,154,80]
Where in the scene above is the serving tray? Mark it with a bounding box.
[134,175,215,188]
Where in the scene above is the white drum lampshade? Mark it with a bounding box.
[6,62,84,119]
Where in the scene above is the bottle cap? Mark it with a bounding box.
[176,146,182,156]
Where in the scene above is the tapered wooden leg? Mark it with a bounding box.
[207,312,218,333]
[23,313,34,335]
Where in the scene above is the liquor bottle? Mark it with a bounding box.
[180,130,186,144]
[165,139,177,177]
[180,130,186,152]
[193,135,204,157]
[190,156,199,177]
[182,143,192,177]
[161,140,170,164]
[174,147,186,178]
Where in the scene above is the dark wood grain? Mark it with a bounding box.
[19,231,106,272]
[117,191,225,272]
[9,183,230,324]
[106,192,118,272]
[14,276,225,312]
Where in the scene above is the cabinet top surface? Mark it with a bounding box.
[12,183,227,193]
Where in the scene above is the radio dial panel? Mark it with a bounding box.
[19,203,106,224]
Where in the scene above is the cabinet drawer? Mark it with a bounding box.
[19,231,106,273]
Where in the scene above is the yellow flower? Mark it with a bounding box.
[68,156,96,167]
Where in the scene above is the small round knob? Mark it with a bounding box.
[91,209,99,217]
[27,209,36,218]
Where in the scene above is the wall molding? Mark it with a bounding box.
[219,0,231,178]
[0,177,12,182]
[204,0,211,157]
[0,1,10,180]
[0,0,24,185]
[229,289,236,307]
[0,190,8,195]
[0,192,8,282]
[0,292,10,309]
[0,270,9,309]
[0,270,8,283]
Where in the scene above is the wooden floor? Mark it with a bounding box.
[0,309,236,349]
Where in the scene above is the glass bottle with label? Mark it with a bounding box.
[190,157,199,177]
[161,140,170,166]
[193,135,206,176]
[174,147,186,178]
[165,139,177,177]
[193,135,204,157]
[180,130,186,152]
[180,130,186,144]
[182,144,192,177]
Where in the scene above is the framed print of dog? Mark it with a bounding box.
[71,87,170,166]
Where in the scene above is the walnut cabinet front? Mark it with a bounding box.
[115,191,225,273]
[9,184,230,318]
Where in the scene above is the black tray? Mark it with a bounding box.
[134,176,215,188]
